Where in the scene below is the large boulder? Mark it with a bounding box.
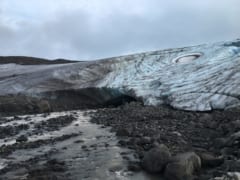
[37,100,51,113]
[164,152,201,180]
[141,144,171,173]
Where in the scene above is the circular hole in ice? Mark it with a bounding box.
[173,53,202,64]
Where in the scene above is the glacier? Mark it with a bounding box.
[0,40,240,111]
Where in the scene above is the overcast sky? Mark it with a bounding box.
[0,0,239,60]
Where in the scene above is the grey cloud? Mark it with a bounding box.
[0,1,239,60]
[0,21,17,54]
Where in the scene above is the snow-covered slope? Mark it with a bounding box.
[1,40,240,111]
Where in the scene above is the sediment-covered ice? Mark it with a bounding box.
[0,40,240,111]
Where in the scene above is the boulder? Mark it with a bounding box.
[136,136,152,145]
[164,152,201,180]
[226,172,240,180]
[198,152,224,167]
[16,135,28,143]
[37,100,51,113]
[141,144,171,173]
[116,128,131,137]
[211,172,240,180]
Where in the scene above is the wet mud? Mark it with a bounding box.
[0,110,158,180]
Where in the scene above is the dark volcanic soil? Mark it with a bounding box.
[0,103,239,180]
[89,102,240,180]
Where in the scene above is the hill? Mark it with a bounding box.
[0,56,78,65]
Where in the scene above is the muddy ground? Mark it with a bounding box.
[0,103,239,180]
[0,109,158,180]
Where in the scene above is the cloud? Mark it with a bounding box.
[0,0,239,60]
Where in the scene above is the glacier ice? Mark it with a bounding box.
[0,40,240,111]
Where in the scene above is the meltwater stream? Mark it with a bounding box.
[0,110,158,180]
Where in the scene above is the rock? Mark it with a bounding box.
[207,121,219,129]
[46,159,65,172]
[81,145,87,149]
[74,140,84,144]
[0,126,14,138]
[221,160,240,172]
[14,116,21,120]
[128,162,141,172]
[164,152,201,180]
[37,100,51,113]
[232,120,240,132]
[221,147,237,157]
[211,172,240,180]
[227,172,240,180]
[141,144,171,173]
[220,131,240,147]
[200,114,213,122]
[214,138,228,148]
[16,135,28,143]
[230,131,240,142]
[116,128,131,137]
[171,131,182,137]
[226,106,240,112]
[109,164,124,172]
[198,152,224,167]
[136,136,152,145]
[118,140,127,146]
